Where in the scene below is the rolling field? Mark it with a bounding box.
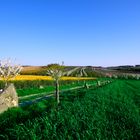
[0,79,139,139]
[0,75,96,81]
[0,75,97,92]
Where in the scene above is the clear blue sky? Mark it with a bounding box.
[0,0,140,66]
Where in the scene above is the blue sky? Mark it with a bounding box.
[0,0,140,66]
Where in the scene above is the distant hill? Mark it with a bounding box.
[21,66,48,75]
[21,65,140,77]
[107,65,140,73]
[21,65,104,77]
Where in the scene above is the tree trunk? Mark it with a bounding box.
[4,79,8,88]
[55,80,60,104]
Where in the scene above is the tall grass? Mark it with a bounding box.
[0,80,139,140]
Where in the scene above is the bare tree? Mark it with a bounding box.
[47,63,65,104]
[0,59,22,87]
[47,64,88,104]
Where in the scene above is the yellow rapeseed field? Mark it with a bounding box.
[6,75,96,81]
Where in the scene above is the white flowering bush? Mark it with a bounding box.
[0,59,22,87]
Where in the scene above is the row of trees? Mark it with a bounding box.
[0,59,87,104]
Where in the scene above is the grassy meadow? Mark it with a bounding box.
[0,64,139,140]
[0,79,140,140]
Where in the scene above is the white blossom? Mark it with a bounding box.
[0,59,22,86]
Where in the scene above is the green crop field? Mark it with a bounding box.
[0,79,139,140]
[17,80,99,102]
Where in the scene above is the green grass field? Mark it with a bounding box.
[18,80,98,103]
[0,79,140,140]
[17,80,96,97]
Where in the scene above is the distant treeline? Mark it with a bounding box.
[108,65,140,73]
